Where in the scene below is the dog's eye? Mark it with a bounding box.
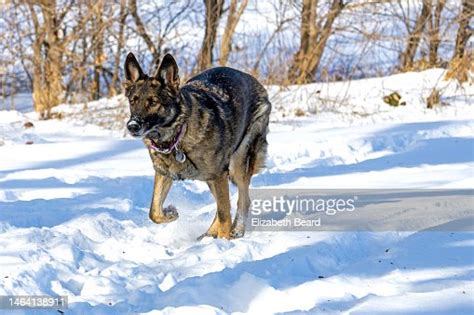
[147,97,159,107]
[131,96,139,104]
[147,98,154,107]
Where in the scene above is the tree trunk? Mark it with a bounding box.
[427,0,445,66]
[288,0,316,81]
[444,0,472,82]
[31,43,47,115]
[288,0,344,84]
[28,1,65,118]
[92,1,105,100]
[219,0,248,66]
[110,0,127,96]
[453,0,473,61]
[197,0,224,72]
[400,0,431,70]
[29,4,47,115]
[43,2,64,117]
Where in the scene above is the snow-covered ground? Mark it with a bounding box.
[0,69,473,314]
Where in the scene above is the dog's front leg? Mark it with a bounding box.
[198,174,232,240]
[149,173,178,224]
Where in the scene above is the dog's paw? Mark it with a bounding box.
[197,229,234,241]
[196,232,213,241]
[230,227,245,239]
[163,205,179,218]
[230,213,246,239]
[149,205,179,224]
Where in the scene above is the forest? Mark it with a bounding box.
[0,0,472,117]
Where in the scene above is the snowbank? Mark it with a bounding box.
[0,69,472,314]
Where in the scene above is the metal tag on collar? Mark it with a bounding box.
[175,147,186,163]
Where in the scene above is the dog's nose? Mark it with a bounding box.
[127,120,142,135]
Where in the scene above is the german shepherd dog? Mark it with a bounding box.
[123,53,271,239]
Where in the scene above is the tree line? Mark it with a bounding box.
[0,0,472,118]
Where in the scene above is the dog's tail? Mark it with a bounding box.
[230,90,271,180]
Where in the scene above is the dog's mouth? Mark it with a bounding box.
[147,123,186,154]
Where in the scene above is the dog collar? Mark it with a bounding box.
[149,123,187,161]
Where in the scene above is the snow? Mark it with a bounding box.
[0,69,473,314]
[0,93,34,113]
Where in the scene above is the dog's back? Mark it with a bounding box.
[182,67,271,158]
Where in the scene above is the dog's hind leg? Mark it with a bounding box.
[197,184,219,240]
[229,164,251,238]
[229,99,270,238]
[229,134,268,238]
[149,173,178,224]
[198,173,232,240]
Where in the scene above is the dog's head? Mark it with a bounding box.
[123,52,186,147]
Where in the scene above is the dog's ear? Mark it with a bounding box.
[157,54,179,90]
[124,52,144,83]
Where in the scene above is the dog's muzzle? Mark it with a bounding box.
[127,120,143,137]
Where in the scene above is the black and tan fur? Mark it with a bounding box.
[124,52,271,239]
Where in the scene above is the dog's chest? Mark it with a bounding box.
[150,150,200,180]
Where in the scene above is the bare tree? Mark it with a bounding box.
[452,0,472,61]
[129,0,191,73]
[445,0,473,82]
[250,0,294,82]
[110,0,128,96]
[197,0,224,71]
[91,1,108,100]
[129,0,161,66]
[288,0,345,84]
[27,0,67,117]
[1,0,467,110]
[427,0,446,66]
[219,0,248,66]
[399,0,431,70]
[17,0,99,116]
